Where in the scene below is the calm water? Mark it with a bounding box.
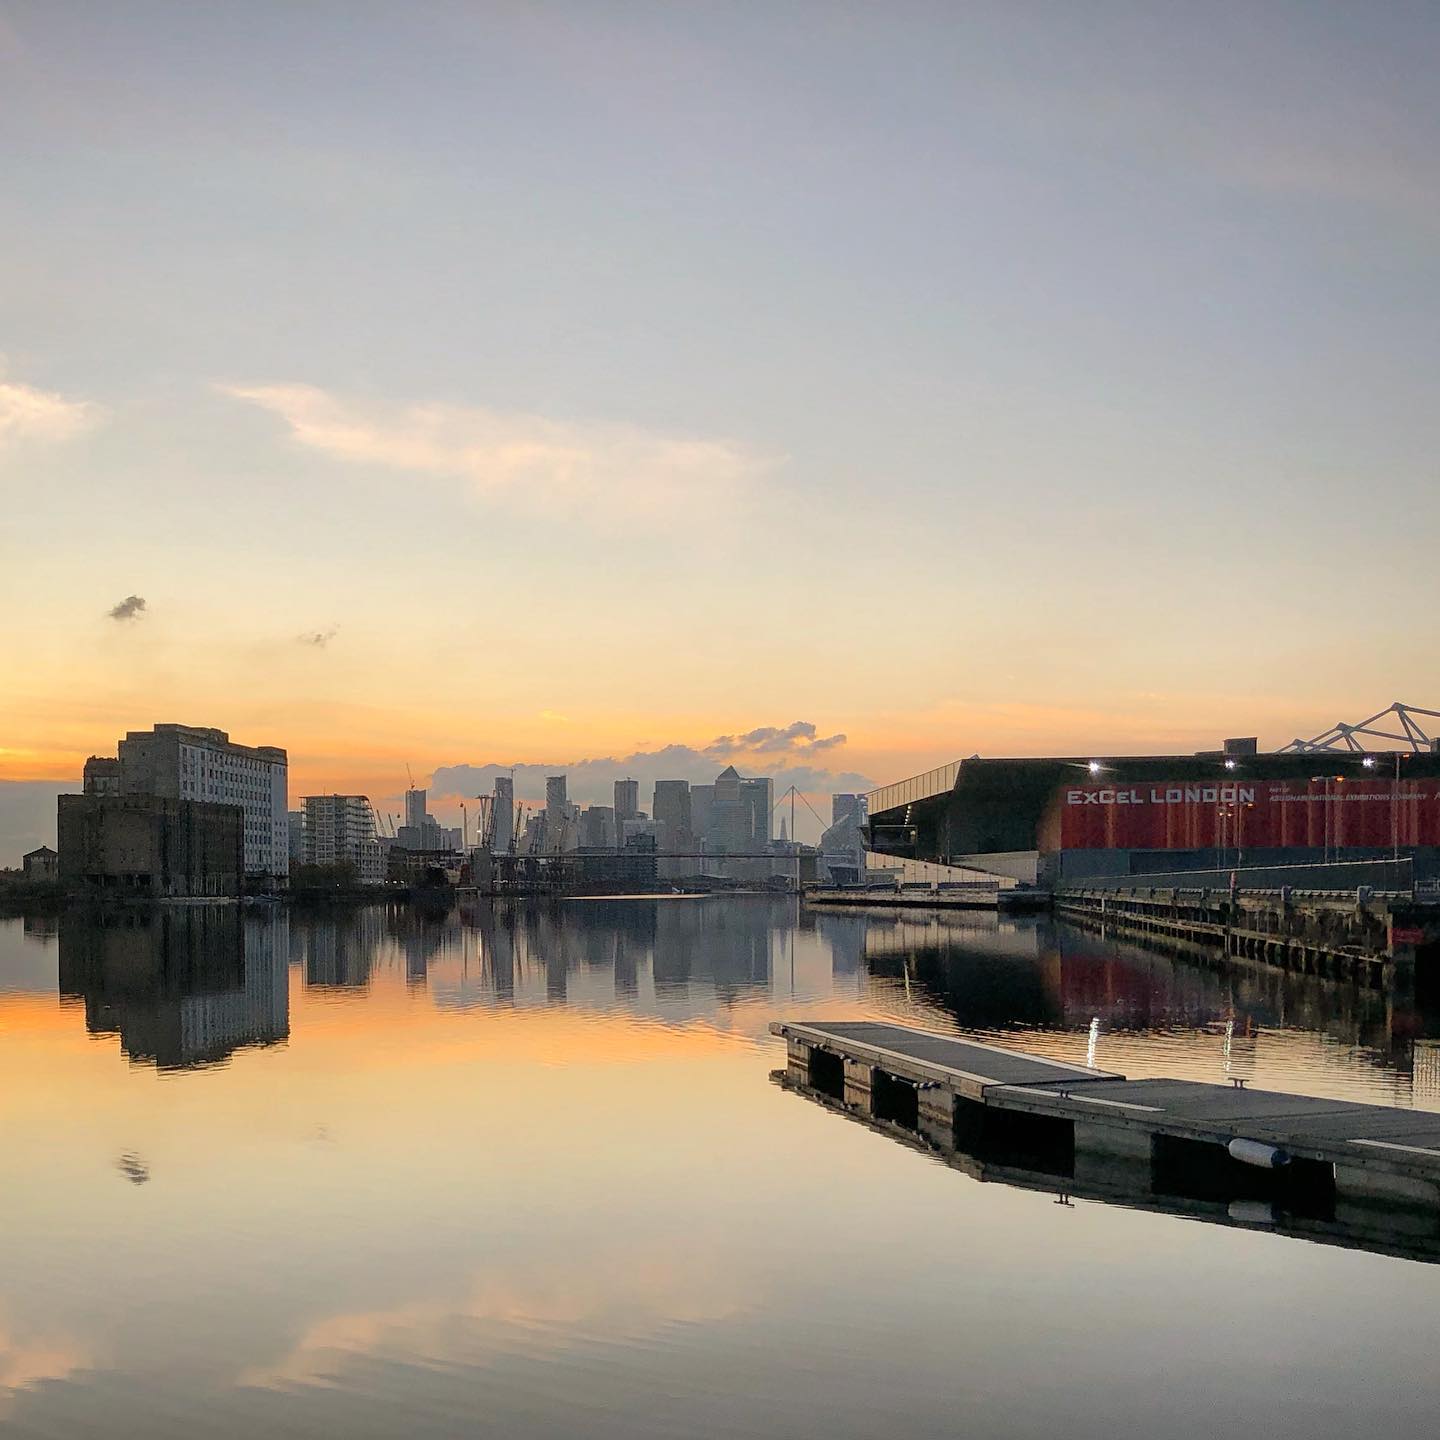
[4,897,1440,1438]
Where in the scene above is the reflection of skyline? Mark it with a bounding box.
[58,908,288,1070]
[441,897,799,1014]
[292,906,388,989]
[37,899,1440,1102]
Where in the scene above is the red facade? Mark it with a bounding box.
[1053,778,1440,851]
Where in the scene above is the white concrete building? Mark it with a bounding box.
[355,837,388,886]
[303,794,378,870]
[112,724,289,882]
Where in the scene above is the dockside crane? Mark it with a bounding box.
[475,795,497,852]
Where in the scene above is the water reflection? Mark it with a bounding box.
[22,901,1440,1102]
[852,909,1440,1105]
[774,1069,1440,1267]
[57,907,288,1069]
[5,899,1440,1437]
[29,900,1440,1101]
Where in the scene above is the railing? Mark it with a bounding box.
[1061,857,1416,895]
[867,852,1020,890]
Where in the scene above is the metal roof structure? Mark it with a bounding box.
[1279,701,1440,754]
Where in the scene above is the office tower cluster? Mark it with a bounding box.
[395,788,462,852]
[476,765,807,881]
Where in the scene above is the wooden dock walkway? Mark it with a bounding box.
[772,1018,1440,1208]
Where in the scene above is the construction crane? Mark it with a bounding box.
[475,795,497,851]
[519,803,542,855]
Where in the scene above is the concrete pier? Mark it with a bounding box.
[773,1018,1440,1213]
[1055,887,1440,989]
[805,886,1050,914]
[1054,887,1440,990]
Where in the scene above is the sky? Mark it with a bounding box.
[4,0,1440,852]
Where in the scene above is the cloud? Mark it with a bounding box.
[219,382,776,518]
[0,1310,94,1417]
[238,1244,751,1392]
[707,721,846,755]
[106,594,146,621]
[297,627,337,647]
[429,723,873,815]
[0,376,97,448]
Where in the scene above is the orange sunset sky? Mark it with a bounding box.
[4,4,1438,852]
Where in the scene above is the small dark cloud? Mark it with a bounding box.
[298,627,338,648]
[107,594,146,622]
[116,1151,150,1185]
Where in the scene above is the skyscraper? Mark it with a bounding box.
[740,777,774,847]
[614,778,639,824]
[652,780,692,849]
[578,805,616,849]
[709,766,751,853]
[491,776,514,853]
[405,788,428,830]
[545,775,568,818]
[690,784,715,846]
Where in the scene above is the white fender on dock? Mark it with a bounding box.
[1228,1137,1290,1169]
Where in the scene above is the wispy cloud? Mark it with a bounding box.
[0,375,97,449]
[1077,81,1440,230]
[297,627,338,648]
[0,1308,94,1416]
[219,382,776,518]
[106,594,146,622]
[238,1244,750,1392]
